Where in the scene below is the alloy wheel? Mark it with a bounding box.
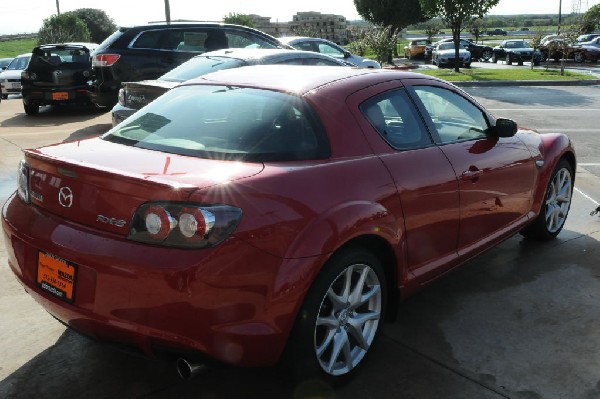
[544,167,572,233]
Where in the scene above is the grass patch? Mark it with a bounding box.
[417,67,596,81]
[0,39,37,58]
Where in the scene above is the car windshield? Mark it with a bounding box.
[102,85,330,162]
[505,41,530,48]
[7,56,30,70]
[160,56,247,83]
[30,47,90,68]
[438,43,456,50]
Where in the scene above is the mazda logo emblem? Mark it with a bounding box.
[58,187,73,208]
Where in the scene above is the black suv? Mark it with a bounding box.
[21,43,98,115]
[90,23,286,108]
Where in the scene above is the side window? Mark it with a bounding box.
[411,86,489,144]
[276,58,304,65]
[131,30,163,49]
[292,42,314,52]
[317,42,344,58]
[225,30,278,49]
[166,30,208,52]
[360,89,432,150]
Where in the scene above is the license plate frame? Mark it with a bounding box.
[37,251,77,303]
[52,92,69,100]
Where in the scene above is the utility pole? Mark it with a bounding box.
[56,0,60,15]
[558,0,562,34]
[164,0,171,24]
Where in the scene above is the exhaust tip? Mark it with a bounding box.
[176,357,208,380]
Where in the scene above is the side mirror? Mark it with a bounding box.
[343,50,351,58]
[489,118,517,137]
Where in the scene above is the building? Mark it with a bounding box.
[290,12,348,44]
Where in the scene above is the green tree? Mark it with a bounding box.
[70,8,116,43]
[223,13,255,28]
[423,20,442,41]
[37,13,90,45]
[467,18,485,43]
[581,4,600,33]
[354,0,427,61]
[419,0,500,71]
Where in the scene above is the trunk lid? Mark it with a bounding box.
[121,80,177,110]
[25,138,263,235]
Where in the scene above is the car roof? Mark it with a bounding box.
[184,65,430,95]
[35,43,98,51]
[198,48,347,64]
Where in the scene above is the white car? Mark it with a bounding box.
[279,36,381,68]
[0,53,31,99]
[432,42,471,68]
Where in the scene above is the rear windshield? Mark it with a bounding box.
[31,47,90,67]
[160,56,247,83]
[102,85,330,162]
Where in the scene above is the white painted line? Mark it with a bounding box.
[575,187,600,206]
[578,163,600,166]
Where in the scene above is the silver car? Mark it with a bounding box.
[432,42,471,68]
[278,36,381,68]
[111,48,353,126]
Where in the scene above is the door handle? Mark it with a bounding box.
[461,168,483,181]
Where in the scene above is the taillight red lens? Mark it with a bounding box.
[143,206,175,240]
[128,202,241,248]
[92,54,121,67]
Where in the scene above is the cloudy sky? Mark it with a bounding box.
[2,0,599,35]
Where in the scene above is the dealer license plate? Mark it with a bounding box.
[52,92,69,100]
[37,252,77,303]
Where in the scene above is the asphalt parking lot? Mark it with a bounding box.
[1,80,600,398]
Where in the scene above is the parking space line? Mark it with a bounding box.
[575,187,600,206]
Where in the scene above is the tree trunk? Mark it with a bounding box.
[452,25,461,72]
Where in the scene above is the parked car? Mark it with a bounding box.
[0,53,30,99]
[278,36,381,68]
[432,41,471,67]
[580,37,600,49]
[21,43,98,115]
[574,45,600,62]
[90,23,287,108]
[486,28,508,36]
[404,38,431,59]
[0,57,14,71]
[576,33,600,43]
[426,38,493,61]
[538,38,598,63]
[112,48,353,126]
[3,66,575,380]
[492,40,541,65]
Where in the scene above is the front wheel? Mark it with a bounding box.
[573,52,585,63]
[286,248,386,380]
[491,53,498,63]
[506,54,512,65]
[521,159,574,240]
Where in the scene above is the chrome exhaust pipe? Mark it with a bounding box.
[176,358,208,380]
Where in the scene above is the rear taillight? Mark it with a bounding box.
[92,54,121,67]
[17,160,30,204]
[128,202,241,248]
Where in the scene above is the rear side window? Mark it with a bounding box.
[131,30,163,49]
[102,85,330,162]
[361,89,432,150]
[225,30,279,49]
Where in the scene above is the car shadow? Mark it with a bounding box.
[0,104,108,129]
[62,123,112,142]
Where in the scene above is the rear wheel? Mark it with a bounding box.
[23,102,39,115]
[286,248,386,381]
[521,159,573,240]
[1,94,8,99]
[492,53,498,63]
[481,49,493,61]
[574,52,585,63]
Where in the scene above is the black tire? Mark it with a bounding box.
[521,159,574,241]
[492,54,498,63]
[285,248,386,381]
[481,49,493,61]
[1,94,8,99]
[23,103,39,115]
[506,54,512,65]
[574,52,585,63]
[518,61,523,66]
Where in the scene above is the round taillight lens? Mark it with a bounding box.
[144,206,175,240]
[178,208,215,239]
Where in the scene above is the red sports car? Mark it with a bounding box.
[1,66,575,380]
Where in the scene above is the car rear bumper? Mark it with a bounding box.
[2,193,302,367]
[22,86,91,105]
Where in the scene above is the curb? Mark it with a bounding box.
[452,79,600,87]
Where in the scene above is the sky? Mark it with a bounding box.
[1,0,599,35]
